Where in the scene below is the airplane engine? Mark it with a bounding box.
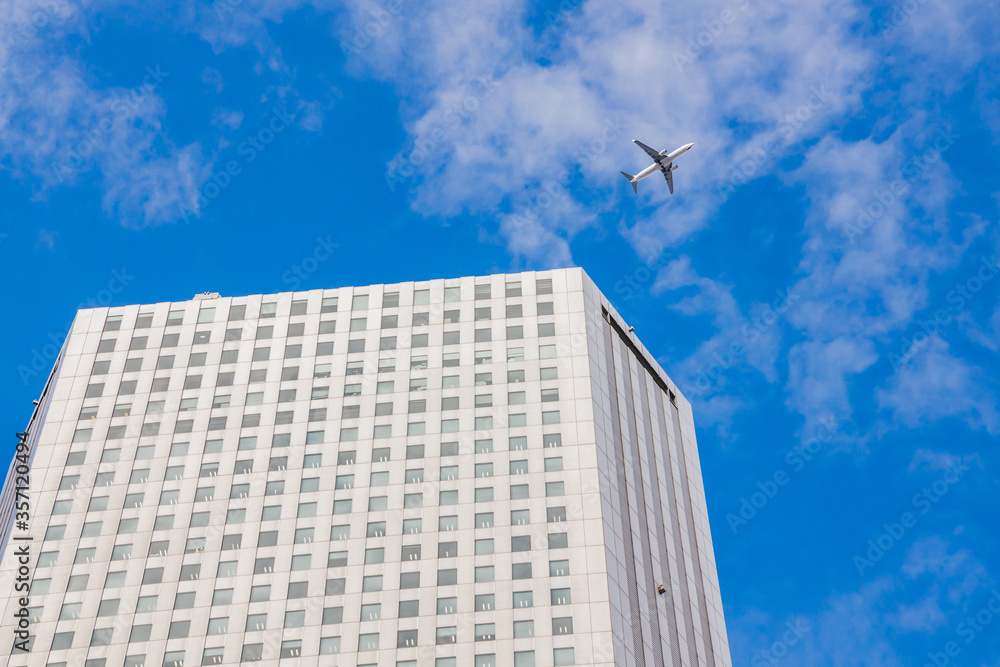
[671,164,679,171]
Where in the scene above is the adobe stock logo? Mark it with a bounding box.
[689,287,798,395]
[179,107,295,221]
[726,417,838,534]
[281,236,340,290]
[852,461,970,576]
[922,588,1000,667]
[842,127,960,243]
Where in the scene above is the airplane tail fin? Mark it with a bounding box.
[620,171,637,194]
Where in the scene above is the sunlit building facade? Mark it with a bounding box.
[0,268,731,667]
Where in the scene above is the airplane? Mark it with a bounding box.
[620,140,695,194]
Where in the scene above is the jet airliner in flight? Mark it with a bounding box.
[620,140,694,194]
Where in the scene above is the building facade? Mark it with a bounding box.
[0,268,731,667]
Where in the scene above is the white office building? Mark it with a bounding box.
[0,268,731,667]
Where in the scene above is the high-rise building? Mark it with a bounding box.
[0,268,731,667]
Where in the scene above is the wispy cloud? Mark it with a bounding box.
[876,337,1000,434]
[730,536,991,666]
[0,7,211,226]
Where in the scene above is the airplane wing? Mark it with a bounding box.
[633,140,663,161]
[664,168,674,195]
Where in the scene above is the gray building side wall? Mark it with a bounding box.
[581,273,731,667]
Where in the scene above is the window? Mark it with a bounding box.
[358,633,379,651]
[280,639,302,659]
[319,295,338,313]
[536,301,555,316]
[387,599,418,622]
[433,595,457,615]
[167,620,190,640]
[241,644,263,661]
[361,603,381,621]
[202,647,225,665]
[547,506,567,522]
[103,313,124,331]
[399,572,420,589]
[474,655,496,667]
[75,547,97,564]
[37,551,58,567]
[552,617,574,635]
[475,538,494,555]
[251,585,271,601]
[319,637,341,655]
[436,540,456,558]
[476,623,496,641]
[544,433,563,448]
[436,627,457,645]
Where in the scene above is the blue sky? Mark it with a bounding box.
[2,0,999,664]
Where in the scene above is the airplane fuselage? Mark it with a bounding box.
[621,141,694,194]
[633,142,694,182]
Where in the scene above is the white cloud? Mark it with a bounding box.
[201,66,225,92]
[907,448,962,473]
[0,4,211,226]
[876,337,999,434]
[334,0,873,262]
[212,109,245,131]
[326,0,998,439]
[786,337,878,431]
[958,306,1000,352]
[729,536,988,665]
